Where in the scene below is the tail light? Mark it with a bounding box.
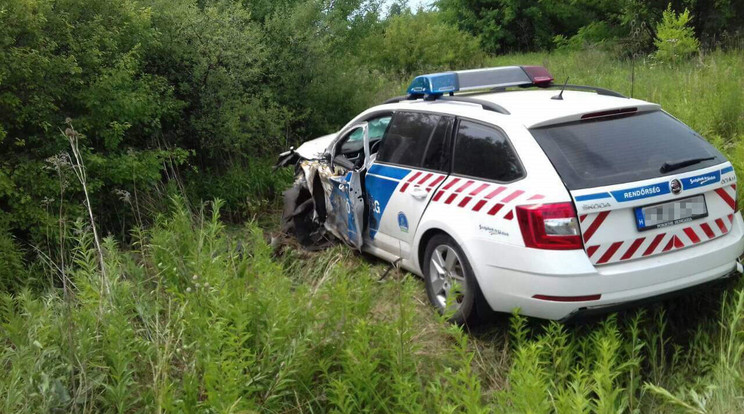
[516,203,583,250]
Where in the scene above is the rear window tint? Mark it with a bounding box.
[377,112,441,168]
[453,120,524,182]
[530,111,725,190]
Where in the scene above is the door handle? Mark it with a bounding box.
[409,186,428,200]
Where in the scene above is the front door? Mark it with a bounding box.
[328,171,365,248]
[365,112,454,258]
[325,123,370,249]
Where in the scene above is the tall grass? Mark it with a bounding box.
[0,198,496,412]
[4,199,744,412]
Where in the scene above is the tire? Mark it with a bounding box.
[423,234,481,324]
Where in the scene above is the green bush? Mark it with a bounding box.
[365,11,484,75]
[555,21,621,51]
[0,220,27,291]
[0,0,393,249]
[184,160,293,221]
[654,5,700,63]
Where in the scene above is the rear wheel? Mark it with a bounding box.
[423,234,479,324]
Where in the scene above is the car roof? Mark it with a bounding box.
[384,89,660,129]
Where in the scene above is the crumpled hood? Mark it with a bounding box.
[295,133,337,159]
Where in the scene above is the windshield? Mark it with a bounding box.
[529,110,725,190]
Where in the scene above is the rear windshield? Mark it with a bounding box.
[529,110,725,190]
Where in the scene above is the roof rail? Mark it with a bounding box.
[382,95,415,104]
[437,95,510,114]
[491,83,627,98]
[382,94,510,115]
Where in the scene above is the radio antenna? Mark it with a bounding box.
[551,77,569,100]
[631,54,635,98]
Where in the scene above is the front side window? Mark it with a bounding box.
[453,120,524,182]
[339,114,392,155]
[368,116,391,141]
[338,126,365,156]
[376,112,441,168]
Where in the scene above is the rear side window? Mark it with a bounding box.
[530,110,725,190]
[377,112,450,170]
[453,120,524,182]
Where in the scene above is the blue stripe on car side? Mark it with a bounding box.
[575,192,612,201]
[368,163,410,180]
[578,166,733,205]
[681,170,720,190]
[366,163,411,239]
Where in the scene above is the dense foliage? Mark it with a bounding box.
[2,47,743,412]
[0,0,481,267]
[437,0,744,53]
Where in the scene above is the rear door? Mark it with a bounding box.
[530,110,736,265]
[365,111,453,256]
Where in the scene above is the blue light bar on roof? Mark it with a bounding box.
[406,65,554,96]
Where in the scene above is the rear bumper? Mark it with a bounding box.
[560,266,741,323]
[473,212,744,320]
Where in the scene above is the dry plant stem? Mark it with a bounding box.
[56,162,77,387]
[65,123,111,301]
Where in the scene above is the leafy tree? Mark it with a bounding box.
[364,11,484,75]
[436,0,592,52]
[0,0,183,241]
[655,5,700,62]
[0,0,392,252]
[437,0,743,53]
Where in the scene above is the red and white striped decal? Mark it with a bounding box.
[585,215,734,265]
[583,184,737,265]
[430,177,543,221]
[398,171,447,194]
[715,184,737,210]
[398,171,421,193]
[581,211,609,244]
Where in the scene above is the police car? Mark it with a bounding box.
[277,65,744,322]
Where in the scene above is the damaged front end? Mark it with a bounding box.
[279,159,332,248]
[276,126,369,250]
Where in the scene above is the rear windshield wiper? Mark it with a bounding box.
[660,156,715,173]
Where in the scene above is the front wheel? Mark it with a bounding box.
[423,234,480,324]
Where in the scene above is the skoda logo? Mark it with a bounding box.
[670,179,682,195]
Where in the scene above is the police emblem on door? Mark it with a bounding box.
[670,179,682,195]
[397,212,409,233]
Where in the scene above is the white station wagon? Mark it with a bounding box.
[277,66,744,322]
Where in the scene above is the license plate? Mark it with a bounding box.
[634,195,708,231]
